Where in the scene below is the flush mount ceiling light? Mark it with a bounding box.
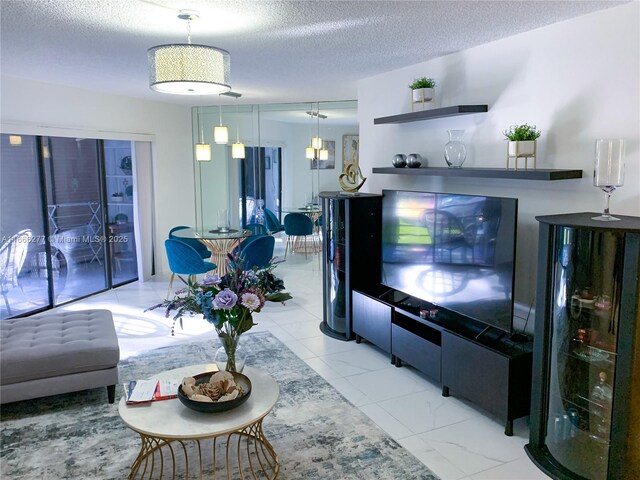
[148,10,231,95]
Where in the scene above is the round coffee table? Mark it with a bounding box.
[118,364,280,479]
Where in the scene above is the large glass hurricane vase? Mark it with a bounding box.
[592,139,625,222]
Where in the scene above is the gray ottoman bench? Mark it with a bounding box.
[1,309,120,404]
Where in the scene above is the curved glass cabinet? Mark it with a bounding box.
[319,192,382,341]
[526,212,640,480]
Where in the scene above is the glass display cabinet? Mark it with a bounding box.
[526,212,640,480]
[319,192,382,340]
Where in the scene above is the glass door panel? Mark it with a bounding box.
[104,140,138,285]
[239,147,282,226]
[545,226,622,480]
[0,134,50,318]
[44,137,108,303]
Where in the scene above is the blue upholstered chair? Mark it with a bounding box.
[164,239,217,299]
[239,234,275,270]
[284,213,314,259]
[169,226,211,260]
[245,222,269,236]
[264,208,285,234]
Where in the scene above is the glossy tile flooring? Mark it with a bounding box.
[55,236,547,480]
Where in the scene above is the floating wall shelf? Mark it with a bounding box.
[372,167,583,181]
[374,105,489,125]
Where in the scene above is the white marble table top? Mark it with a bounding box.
[118,365,279,439]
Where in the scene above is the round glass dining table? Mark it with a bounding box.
[172,227,249,276]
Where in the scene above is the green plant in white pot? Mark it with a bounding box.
[409,77,436,104]
[503,123,541,169]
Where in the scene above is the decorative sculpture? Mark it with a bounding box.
[339,163,367,193]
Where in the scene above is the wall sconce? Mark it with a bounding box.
[9,135,22,146]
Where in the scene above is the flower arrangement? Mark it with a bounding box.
[148,252,292,371]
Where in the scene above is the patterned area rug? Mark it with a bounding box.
[1,332,439,480]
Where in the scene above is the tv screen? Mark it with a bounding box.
[381,190,518,333]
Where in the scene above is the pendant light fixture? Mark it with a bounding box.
[195,106,211,161]
[318,106,329,160]
[214,94,229,144]
[304,107,329,160]
[231,97,245,159]
[305,146,316,160]
[148,10,231,95]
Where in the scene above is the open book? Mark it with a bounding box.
[123,379,181,405]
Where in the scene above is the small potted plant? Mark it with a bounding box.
[409,77,436,103]
[111,192,124,203]
[503,124,541,169]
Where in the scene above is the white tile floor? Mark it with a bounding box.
[55,235,548,480]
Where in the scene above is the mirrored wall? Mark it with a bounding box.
[192,100,357,229]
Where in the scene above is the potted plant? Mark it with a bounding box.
[111,192,124,203]
[503,124,541,169]
[409,77,436,103]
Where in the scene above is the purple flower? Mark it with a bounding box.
[201,273,221,286]
[241,292,261,311]
[213,288,238,310]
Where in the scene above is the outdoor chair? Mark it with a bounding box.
[0,229,32,316]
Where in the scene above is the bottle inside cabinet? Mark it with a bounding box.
[544,226,623,480]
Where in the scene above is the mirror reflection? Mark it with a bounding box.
[193,100,357,230]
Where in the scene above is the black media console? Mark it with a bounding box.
[352,289,533,436]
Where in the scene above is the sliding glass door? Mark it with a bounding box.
[0,134,50,317]
[0,134,138,319]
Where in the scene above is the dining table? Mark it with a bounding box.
[171,227,250,276]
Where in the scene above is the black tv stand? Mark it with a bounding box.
[475,325,507,343]
[351,288,533,436]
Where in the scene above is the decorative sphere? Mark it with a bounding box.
[406,153,423,168]
[392,154,407,168]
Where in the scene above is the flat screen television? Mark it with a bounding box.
[381,189,518,333]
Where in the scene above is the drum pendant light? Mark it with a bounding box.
[148,10,231,96]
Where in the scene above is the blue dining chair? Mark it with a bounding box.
[264,208,285,234]
[239,234,275,270]
[169,226,211,260]
[284,213,314,259]
[164,239,217,299]
[245,222,269,236]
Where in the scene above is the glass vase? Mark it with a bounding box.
[444,129,467,168]
[214,335,246,373]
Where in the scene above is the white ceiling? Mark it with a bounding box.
[0,0,626,107]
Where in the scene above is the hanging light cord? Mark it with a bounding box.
[219,94,224,126]
[186,18,192,45]
[199,106,205,143]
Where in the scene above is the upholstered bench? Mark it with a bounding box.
[0,309,120,404]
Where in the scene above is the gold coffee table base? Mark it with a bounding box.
[129,418,279,480]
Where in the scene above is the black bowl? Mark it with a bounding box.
[178,371,252,413]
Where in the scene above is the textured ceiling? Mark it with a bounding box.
[0,0,627,106]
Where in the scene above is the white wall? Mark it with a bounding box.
[357,3,640,330]
[0,76,193,275]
